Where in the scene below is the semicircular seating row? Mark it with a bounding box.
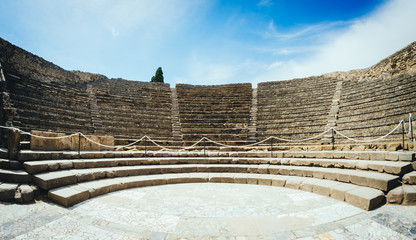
[5,67,416,144]
[4,150,414,211]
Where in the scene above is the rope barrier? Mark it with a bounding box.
[271,128,333,142]
[333,120,403,143]
[0,118,409,151]
[21,131,80,139]
[80,133,147,149]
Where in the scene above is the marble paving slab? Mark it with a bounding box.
[1,183,415,239]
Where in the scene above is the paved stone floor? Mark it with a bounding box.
[1,183,416,239]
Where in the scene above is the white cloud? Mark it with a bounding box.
[256,0,416,82]
[257,0,274,7]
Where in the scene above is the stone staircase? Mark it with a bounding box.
[170,88,183,144]
[3,149,414,210]
[0,156,37,203]
[86,84,104,135]
[323,81,343,141]
[247,88,258,142]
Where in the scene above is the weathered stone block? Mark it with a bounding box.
[330,183,357,201]
[387,186,403,204]
[48,184,90,207]
[402,185,416,205]
[33,171,77,190]
[0,183,17,201]
[403,171,416,184]
[345,187,385,210]
[285,177,304,189]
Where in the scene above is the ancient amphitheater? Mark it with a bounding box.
[1,37,416,239]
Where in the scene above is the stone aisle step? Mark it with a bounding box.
[170,88,183,142]
[86,84,104,135]
[0,169,32,183]
[47,173,385,210]
[247,88,258,142]
[33,164,400,191]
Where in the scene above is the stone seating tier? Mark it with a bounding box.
[11,149,414,210]
[15,116,94,135]
[340,75,415,99]
[338,98,415,118]
[176,83,252,142]
[339,81,416,109]
[5,73,95,135]
[256,77,337,141]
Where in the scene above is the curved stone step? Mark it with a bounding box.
[33,164,400,191]
[0,159,24,170]
[386,185,416,205]
[24,157,413,176]
[0,183,36,203]
[0,169,32,183]
[403,171,416,184]
[17,150,416,162]
[47,173,385,210]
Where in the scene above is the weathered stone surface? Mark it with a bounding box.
[270,175,289,187]
[48,185,90,207]
[403,171,416,184]
[299,178,321,192]
[330,183,358,201]
[30,131,69,151]
[8,129,20,160]
[285,177,304,189]
[77,181,113,198]
[312,180,340,196]
[14,184,34,203]
[387,186,403,204]
[0,169,31,183]
[402,185,416,205]
[30,130,114,151]
[0,183,17,201]
[34,171,77,190]
[345,187,385,211]
[209,173,234,183]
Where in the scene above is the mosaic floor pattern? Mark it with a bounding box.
[1,183,416,239]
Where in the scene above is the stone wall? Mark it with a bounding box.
[30,130,114,151]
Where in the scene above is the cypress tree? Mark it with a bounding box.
[151,67,164,83]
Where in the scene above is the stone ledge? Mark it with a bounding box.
[32,163,400,191]
[46,173,385,210]
[17,150,415,162]
[23,157,413,176]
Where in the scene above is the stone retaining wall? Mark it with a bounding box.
[30,130,114,151]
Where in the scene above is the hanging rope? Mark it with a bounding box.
[333,120,403,143]
[0,118,408,151]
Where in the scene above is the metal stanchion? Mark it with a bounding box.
[401,121,405,150]
[145,137,147,156]
[203,138,206,157]
[410,116,414,142]
[331,128,335,151]
[78,132,81,159]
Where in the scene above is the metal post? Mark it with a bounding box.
[203,138,206,157]
[401,121,405,151]
[331,128,335,151]
[145,137,147,156]
[78,132,81,159]
[410,116,414,142]
[270,137,273,158]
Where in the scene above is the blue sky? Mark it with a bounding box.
[1,0,416,86]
